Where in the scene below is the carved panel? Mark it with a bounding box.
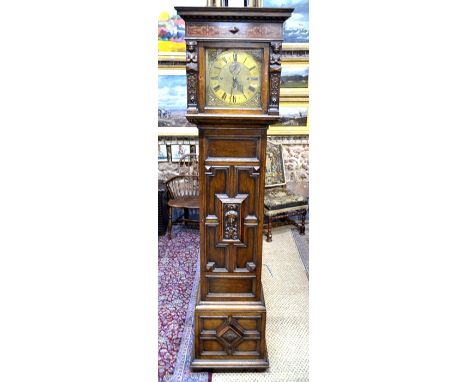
[199,315,262,357]
[186,40,198,113]
[206,137,259,160]
[186,22,282,39]
[224,203,239,240]
[215,193,248,244]
[268,42,282,114]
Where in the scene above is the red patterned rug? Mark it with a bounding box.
[158,226,210,382]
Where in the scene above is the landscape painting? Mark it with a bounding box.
[281,65,309,88]
[158,72,194,128]
[274,104,308,126]
[263,0,309,43]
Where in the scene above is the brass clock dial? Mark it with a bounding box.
[206,49,262,109]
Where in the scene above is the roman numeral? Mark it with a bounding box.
[231,95,236,103]
[249,66,256,71]
[243,57,247,64]
[248,77,259,81]
[233,52,237,62]
[215,66,222,70]
[210,76,219,80]
[221,92,227,100]
[213,85,221,92]
[222,57,228,64]
[248,85,256,92]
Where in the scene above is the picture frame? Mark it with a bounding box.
[269,100,309,135]
[158,1,204,54]
[170,144,191,162]
[280,62,309,98]
[158,68,196,135]
[158,144,168,162]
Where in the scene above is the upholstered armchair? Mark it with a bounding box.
[264,141,308,242]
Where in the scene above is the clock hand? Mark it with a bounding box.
[231,76,237,97]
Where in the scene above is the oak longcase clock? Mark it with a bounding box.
[176,6,292,370]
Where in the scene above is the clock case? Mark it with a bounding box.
[175,6,293,370]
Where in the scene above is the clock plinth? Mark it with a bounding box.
[176,6,292,370]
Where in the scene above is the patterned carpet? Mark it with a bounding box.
[158,226,209,382]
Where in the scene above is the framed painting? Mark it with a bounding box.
[158,68,197,135]
[170,144,191,162]
[263,0,309,46]
[158,144,168,162]
[269,101,309,135]
[280,62,309,98]
[158,1,204,60]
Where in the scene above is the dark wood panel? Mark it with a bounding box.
[235,227,256,270]
[201,339,225,352]
[236,340,259,352]
[186,22,282,39]
[206,227,228,270]
[207,276,255,295]
[207,138,258,160]
[205,166,228,216]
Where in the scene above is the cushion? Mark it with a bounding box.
[264,188,308,211]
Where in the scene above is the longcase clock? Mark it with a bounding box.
[176,6,292,370]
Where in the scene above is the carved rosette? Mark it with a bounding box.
[268,42,282,114]
[186,40,198,113]
[215,316,245,355]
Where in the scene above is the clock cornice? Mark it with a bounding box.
[175,7,294,23]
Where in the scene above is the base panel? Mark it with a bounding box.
[191,290,268,370]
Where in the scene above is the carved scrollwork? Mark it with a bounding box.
[185,40,198,113]
[269,42,282,114]
[186,23,280,39]
[224,204,239,240]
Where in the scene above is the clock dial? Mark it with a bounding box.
[206,49,262,108]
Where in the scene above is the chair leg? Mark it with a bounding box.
[300,210,306,235]
[183,208,189,226]
[168,206,173,240]
[266,218,273,242]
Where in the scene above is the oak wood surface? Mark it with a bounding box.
[176,5,292,371]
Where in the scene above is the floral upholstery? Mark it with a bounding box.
[263,141,308,241]
[264,188,308,211]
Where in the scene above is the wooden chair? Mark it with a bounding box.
[164,175,200,239]
[263,141,308,242]
[178,153,199,176]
